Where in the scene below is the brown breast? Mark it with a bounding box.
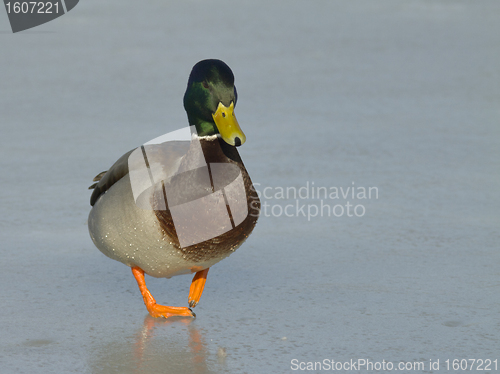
[153,137,260,263]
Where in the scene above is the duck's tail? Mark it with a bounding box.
[88,171,107,189]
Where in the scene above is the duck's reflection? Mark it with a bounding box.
[90,315,218,374]
[133,315,210,373]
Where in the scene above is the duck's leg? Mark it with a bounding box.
[132,267,195,319]
[188,268,209,308]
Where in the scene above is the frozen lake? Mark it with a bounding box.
[1,0,499,373]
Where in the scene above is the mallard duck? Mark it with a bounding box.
[88,59,260,318]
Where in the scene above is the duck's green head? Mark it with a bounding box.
[184,59,245,147]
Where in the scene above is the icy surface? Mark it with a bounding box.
[0,1,499,373]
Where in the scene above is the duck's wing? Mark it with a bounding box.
[89,149,135,206]
[89,141,192,206]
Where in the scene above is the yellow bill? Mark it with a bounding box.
[212,102,246,146]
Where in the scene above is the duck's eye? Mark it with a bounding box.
[222,112,226,118]
[202,81,209,89]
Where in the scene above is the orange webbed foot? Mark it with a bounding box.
[188,268,209,308]
[132,267,195,319]
[145,304,195,319]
